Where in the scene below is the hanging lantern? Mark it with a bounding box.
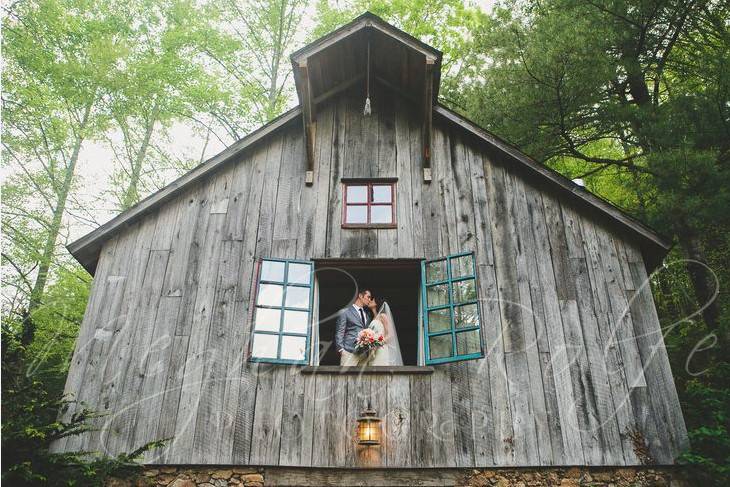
[356,406,382,445]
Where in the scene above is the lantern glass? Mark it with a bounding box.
[357,407,382,445]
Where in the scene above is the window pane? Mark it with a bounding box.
[451,254,474,279]
[251,333,278,359]
[346,205,367,224]
[371,205,392,224]
[288,262,311,285]
[456,329,481,355]
[260,260,285,282]
[257,283,283,306]
[347,185,368,203]
[454,303,479,329]
[285,286,310,309]
[429,334,452,360]
[426,284,449,308]
[425,259,447,283]
[283,310,309,334]
[372,185,392,203]
[428,308,451,333]
[280,335,307,361]
[452,279,476,304]
[254,307,280,332]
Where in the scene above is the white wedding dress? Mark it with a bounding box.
[368,302,404,366]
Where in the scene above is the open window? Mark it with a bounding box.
[421,252,485,364]
[315,259,421,365]
[248,253,484,368]
[249,258,314,364]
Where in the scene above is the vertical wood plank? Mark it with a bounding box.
[410,374,434,467]
[393,96,415,258]
[480,157,515,466]
[510,175,553,465]
[168,169,232,463]
[93,214,158,455]
[325,97,346,258]
[161,186,204,298]
[237,132,287,464]
[523,189,577,465]
[229,131,283,463]
[577,210,639,464]
[248,364,286,464]
[385,375,411,466]
[135,295,182,462]
[191,239,243,463]
[107,249,170,454]
[551,196,623,465]
[596,227,647,389]
[224,148,259,241]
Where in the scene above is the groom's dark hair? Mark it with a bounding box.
[358,289,373,298]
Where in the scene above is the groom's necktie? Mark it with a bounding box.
[359,308,366,325]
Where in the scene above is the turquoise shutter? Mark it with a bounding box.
[421,252,484,364]
[249,258,314,365]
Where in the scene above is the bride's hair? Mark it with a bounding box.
[373,297,389,324]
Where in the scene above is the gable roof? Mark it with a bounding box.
[290,11,443,103]
[68,13,671,274]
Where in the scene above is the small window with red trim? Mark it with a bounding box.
[342,180,396,228]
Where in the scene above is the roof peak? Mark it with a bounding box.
[290,11,442,64]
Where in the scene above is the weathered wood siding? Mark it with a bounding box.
[55,89,687,466]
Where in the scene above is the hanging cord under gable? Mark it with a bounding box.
[363,38,371,116]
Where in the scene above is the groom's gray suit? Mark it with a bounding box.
[335,305,373,353]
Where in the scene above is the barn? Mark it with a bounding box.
[54,13,688,486]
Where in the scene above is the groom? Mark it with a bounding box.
[335,289,373,366]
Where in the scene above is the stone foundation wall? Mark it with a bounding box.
[106,467,264,487]
[462,467,686,486]
[107,465,688,487]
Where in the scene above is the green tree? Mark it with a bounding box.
[462,0,730,340]
[201,0,309,140]
[2,0,132,342]
[105,0,230,210]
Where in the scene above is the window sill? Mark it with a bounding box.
[341,224,397,229]
[301,365,434,375]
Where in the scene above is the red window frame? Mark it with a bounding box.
[341,179,397,229]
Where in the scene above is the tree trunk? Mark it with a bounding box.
[23,101,93,346]
[120,102,160,210]
[678,232,725,343]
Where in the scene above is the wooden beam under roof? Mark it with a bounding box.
[298,60,316,185]
[422,59,434,182]
[313,74,364,105]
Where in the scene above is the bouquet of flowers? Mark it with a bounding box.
[354,327,385,356]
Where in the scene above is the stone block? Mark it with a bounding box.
[168,480,196,487]
[241,473,264,483]
[212,469,233,480]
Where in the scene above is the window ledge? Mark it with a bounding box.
[301,365,434,375]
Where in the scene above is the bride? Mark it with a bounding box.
[366,298,403,366]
